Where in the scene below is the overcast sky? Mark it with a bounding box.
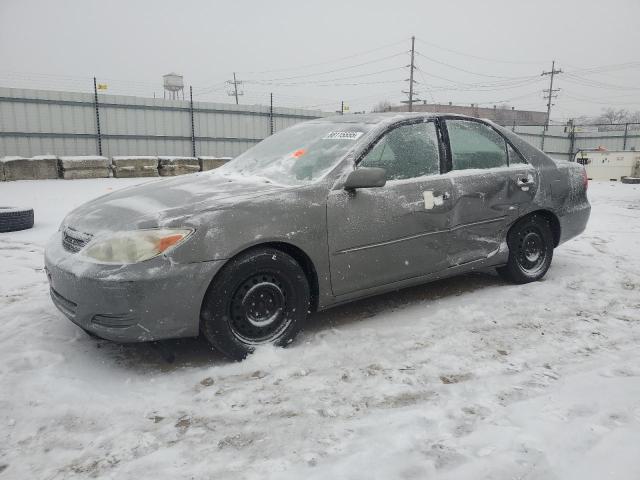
[1,0,639,119]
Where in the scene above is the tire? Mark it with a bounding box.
[0,207,34,233]
[621,177,640,184]
[81,328,103,340]
[200,248,310,360]
[497,214,554,284]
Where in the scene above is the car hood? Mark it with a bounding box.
[62,172,291,234]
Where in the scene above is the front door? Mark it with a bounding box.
[327,120,454,296]
[443,119,538,266]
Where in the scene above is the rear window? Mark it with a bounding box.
[447,120,508,170]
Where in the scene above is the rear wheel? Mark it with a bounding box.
[497,214,554,284]
[200,248,310,360]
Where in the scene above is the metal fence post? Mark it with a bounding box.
[623,123,629,151]
[568,121,575,161]
[93,77,102,156]
[189,86,196,157]
[269,93,274,136]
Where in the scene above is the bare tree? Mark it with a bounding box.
[573,108,640,131]
[371,100,392,113]
[595,107,630,126]
[626,111,640,130]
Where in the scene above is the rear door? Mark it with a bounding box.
[327,120,454,296]
[443,119,538,266]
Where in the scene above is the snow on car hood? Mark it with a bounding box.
[61,172,290,234]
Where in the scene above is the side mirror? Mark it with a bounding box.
[344,167,387,190]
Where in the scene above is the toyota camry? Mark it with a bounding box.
[45,113,590,360]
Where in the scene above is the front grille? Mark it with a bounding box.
[62,227,92,253]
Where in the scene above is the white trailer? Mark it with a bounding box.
[575,150,640,181]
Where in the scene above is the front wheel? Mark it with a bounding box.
[200,248,310,360]
[497,214,554,284]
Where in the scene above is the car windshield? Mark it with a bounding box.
[213,121,372,185]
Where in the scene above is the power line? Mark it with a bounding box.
[416,68,435,103]
[562,92,640,106]
[238,38,407,75]
[244,52,406,83]
[414,37,547,65]
[412,67,544,92]
[414,51,525,79]
[564,61,640,76]
[563,73,640,91]
[244,66,405,86]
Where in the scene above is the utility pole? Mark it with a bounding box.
[401,36,420,111]
[227,72,244,104]
[408,36,415,112]
[542,60,562,131]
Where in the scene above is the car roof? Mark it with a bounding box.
[315,112,486,125]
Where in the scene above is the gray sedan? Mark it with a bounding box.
[45,113,590,359]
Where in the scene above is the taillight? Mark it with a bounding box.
[581,167,588,190]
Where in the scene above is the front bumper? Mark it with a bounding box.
[45,231,225,342]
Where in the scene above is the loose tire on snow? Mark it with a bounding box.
[200,248,310,360]
[621,177,640,184]
[0,207,34,233]
[497,214,554,284]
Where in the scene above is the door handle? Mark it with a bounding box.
[516,177,535,192]
[517,177,535,187]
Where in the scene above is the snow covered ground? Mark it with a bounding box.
[0,179,639,479]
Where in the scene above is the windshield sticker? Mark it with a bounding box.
[291,148,306,158]
[322,131,364,141]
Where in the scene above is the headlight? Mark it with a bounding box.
[80,228,193,264]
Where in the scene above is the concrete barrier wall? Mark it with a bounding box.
[1,155,58,180]
[158,156,200,176]
[111,156,159,178]
[0,154,233,180]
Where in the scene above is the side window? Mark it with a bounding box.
[507,143,527,165]
[360,122,440,180]
[447,120,508,170]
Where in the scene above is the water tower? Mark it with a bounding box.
[163,72,184,100]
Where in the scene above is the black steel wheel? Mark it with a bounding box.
[229,273,292,344]
[200,248,310,360]
[497,214,554,284]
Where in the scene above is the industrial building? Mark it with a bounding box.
[387,102,548,126]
